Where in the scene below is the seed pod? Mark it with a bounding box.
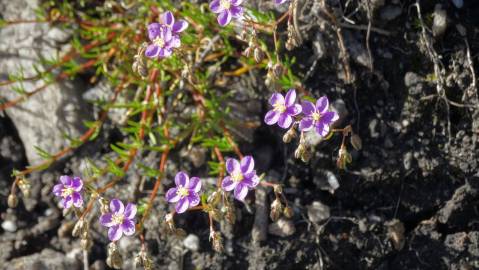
[350,133,362,150]
[283,206,294,219]
[301,147,312,163]
[107,242,123,269]
[72,218,88,238]
[209,231,224,253]
[80,237,93,251]
[283,127,297,143]
[207,190,221,206]
[253,47,265,63]
[270,199,283,222]
[243,46,254,58]
[165,213,176,232]
[294,143,306,159]
[7,194,18,208]
[273,185,283,195]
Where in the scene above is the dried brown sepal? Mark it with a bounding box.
[209,230,224,253]
[72,218,88,238]
[270,199,283,222]
[165,213,176,232]
[350,133,363,151]
[272,63,284,78]
[106,242,123,269]
[283,206,294,219]
[283,126,297,143]
[135,251,154,270]
[253,47,265,63]
[207,190,221,206]
[273,184,283,195]
[336,145,352,170]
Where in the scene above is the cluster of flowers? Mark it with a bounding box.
[52,156,260,241]
[144,1,291,60]
[265,89,339,137]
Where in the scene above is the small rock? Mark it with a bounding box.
[183,234,200,252]
[307,201,331,223]
[380,6,402,21]
[268,218,295,237]
[1,220,17,232]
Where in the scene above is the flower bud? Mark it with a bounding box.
[283,206,294,219]
[270,199,283,222]
[107,242,123,269]
[272,63,284,78]
[350,133,362,150]
[253,47,265,63]
[283,127,297,143]
[209,230,224,253]
[8,194,18,208]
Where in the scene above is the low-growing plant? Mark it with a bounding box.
[3,0,361,268]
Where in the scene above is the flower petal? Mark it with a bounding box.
[264,110,280,125]
[243,174,259,188]
[175,198,190,213]
[286,103,302,116]
[159,47,173,58]
[161,27,172,42]
[52,184,63,196]
[71,177,83,191]
[161,11,175,27]
[316,96,329,113]
[145,45,160,58]
[284,89,297,107]
[147,23,162,40]
[299,117,314,131]
[231,0,244,5]
[62,195,73,209]
[60,175,72,186]
[209,0,223,13]
[121,219,136,236]
[175,171,189,187]
[278,114,293,129]
[230,6,243,18]
[169,35,181,48]
[124,203,137,220]
[110,199,124,214]
[100,213,113,227]
[225,158,240,174]
[108,225,123,242]
[275,0,289,4]
[269,93,285,106]
[301,101,316,116]
[222,176,237,191]
[234,183,249,201]
[321,111,339,124]
[315,122,330,137]
[72,192,83,208]
[188,192,200,207]
[240,155,255,174]
[172,20,188,33]
[188,177,202,193]
[166,187,181,203]
[217,10,232,26]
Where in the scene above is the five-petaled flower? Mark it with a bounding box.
[145,11,188,59]
[264,89,302,129]
[274,0,289,4]
[221,156,259,201]
[210,0,244,27]
[166,172,202,214]
[299,96,339,137]
[52,175,83,209]
[100,199,137,242]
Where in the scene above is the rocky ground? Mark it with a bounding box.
[1,0,479,269]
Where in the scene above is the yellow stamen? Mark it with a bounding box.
[273,102,286,113]
[111,213,125,225]
[231,171,244,182]
[176,187,189,198]
[220,0,231,9]
[312,112,321,121]
[61,187,74,198]
[153,36,165,48]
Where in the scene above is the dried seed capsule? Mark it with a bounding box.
[270,199,283,222]
[283,206,294,218]
[7,194,18,208]
[244,46,254,58]
[72,218,88,238]
[209,231,224,253]
[207,190,221,206]
[273,185,283,195]
[80,237,93,251]
[107,242,123,269]
[253,47,265,63]
[294,143,306,159]
[350,133,362,150]
[272,63,284,78]
[283,127,297,143]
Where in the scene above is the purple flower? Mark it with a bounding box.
[299,96,339,136]
[264,89,302,129]
[100,199,137,242]
[145,19,183,58]
[158,11,189,34]
[275,0,289,4]
[52,176,83,209]
[221,156,259,201]
[209,0,244,27]
[165,172,202,214]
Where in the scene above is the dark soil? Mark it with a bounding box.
[2,1,479,270]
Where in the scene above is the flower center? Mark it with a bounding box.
[220,0,231,9]
[61,187,74,198]
[176,187,189,198]
[231,171,243,182]
[312,112,321,122]
[153,36,165,48]
[111,213,125,225]
[273,101,286,113]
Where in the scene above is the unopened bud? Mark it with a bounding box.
[272,63,284,78]
[8,194,18,208]
[209,230,224,253]
[253,47,264,63]
[283,206,294,219]
[270,199,283,222]
[350,133,362,150]
[107,242,123,269]
[283,127,297,143]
